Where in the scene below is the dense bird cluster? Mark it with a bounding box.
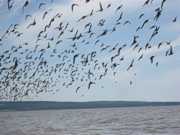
[0,0,178,101]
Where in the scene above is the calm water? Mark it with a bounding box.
[0,106,180,135]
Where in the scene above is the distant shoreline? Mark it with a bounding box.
[0,101,180,111]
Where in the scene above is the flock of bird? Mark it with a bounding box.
[0,0,178,101]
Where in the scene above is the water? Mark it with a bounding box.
[0,106,180,135]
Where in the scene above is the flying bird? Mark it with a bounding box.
[116,4,123,12]
[150,56,155,64]
[97,2,103,12]
[127,59,134,71]
[85,0,90,3]
[39,3,46,9]
[138,13,144,19]
[27,19,36,29]
[88,81,95,89]
[172,17,177,22]
[7,0,14,10]
[22,0,29,12]
[161,0,167,9]
[143,0,150,6]
[71,3,79,12]
[75,86,81,93]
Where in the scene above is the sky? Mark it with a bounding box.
[0,0,180,102]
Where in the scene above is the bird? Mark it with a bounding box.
[123,20,131,25]
[89,9,94,16]
[107,4,111,8]
[88,81,95,89]
[111,47,122,62]
[98,19,106,26]
[131,35,139,46]
[138,13,144,19]
[169,46,174,56]
[138,54,143,61]
[22,0,29,12]
[97,29,108,38]
[161,0,167,9]
[130,81,133,86]
[156,62,159,67]
[27,19,36,29]
[150,56,155,64]
[39,3,46,9]
[154,8,162,21]
[7,0,14,10]
[149,26,160,41]
[12,59,18,70]
[77,15,88,22]
[97,2,103,12]
[116,12,123,22]
[141,19,149,29]
[75,86,81,93]
[71,3,79,12]
[116,4,123,12]
[143,0,150,6]
[136,26,141,32]
[172,17,177,22]
[85,0,91,3]
[127,59,134,71]
[158,42,163,49]
[73,54,79,64]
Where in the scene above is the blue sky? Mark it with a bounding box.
[0,0,180,101]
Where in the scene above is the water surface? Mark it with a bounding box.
[0,106,180,135]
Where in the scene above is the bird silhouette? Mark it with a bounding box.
[7,0,14,10]
[150,56,155,64]
[22,1,29,12]
[88,81,95,89]
[39,3,46,9]
[97,2,103,12]
[127,59,134,71]
[143,0,150,6]
[172,17,177,22]
[27,19,36,29]
[71,3,79,12]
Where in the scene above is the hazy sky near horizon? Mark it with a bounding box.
[0,0,180,101]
